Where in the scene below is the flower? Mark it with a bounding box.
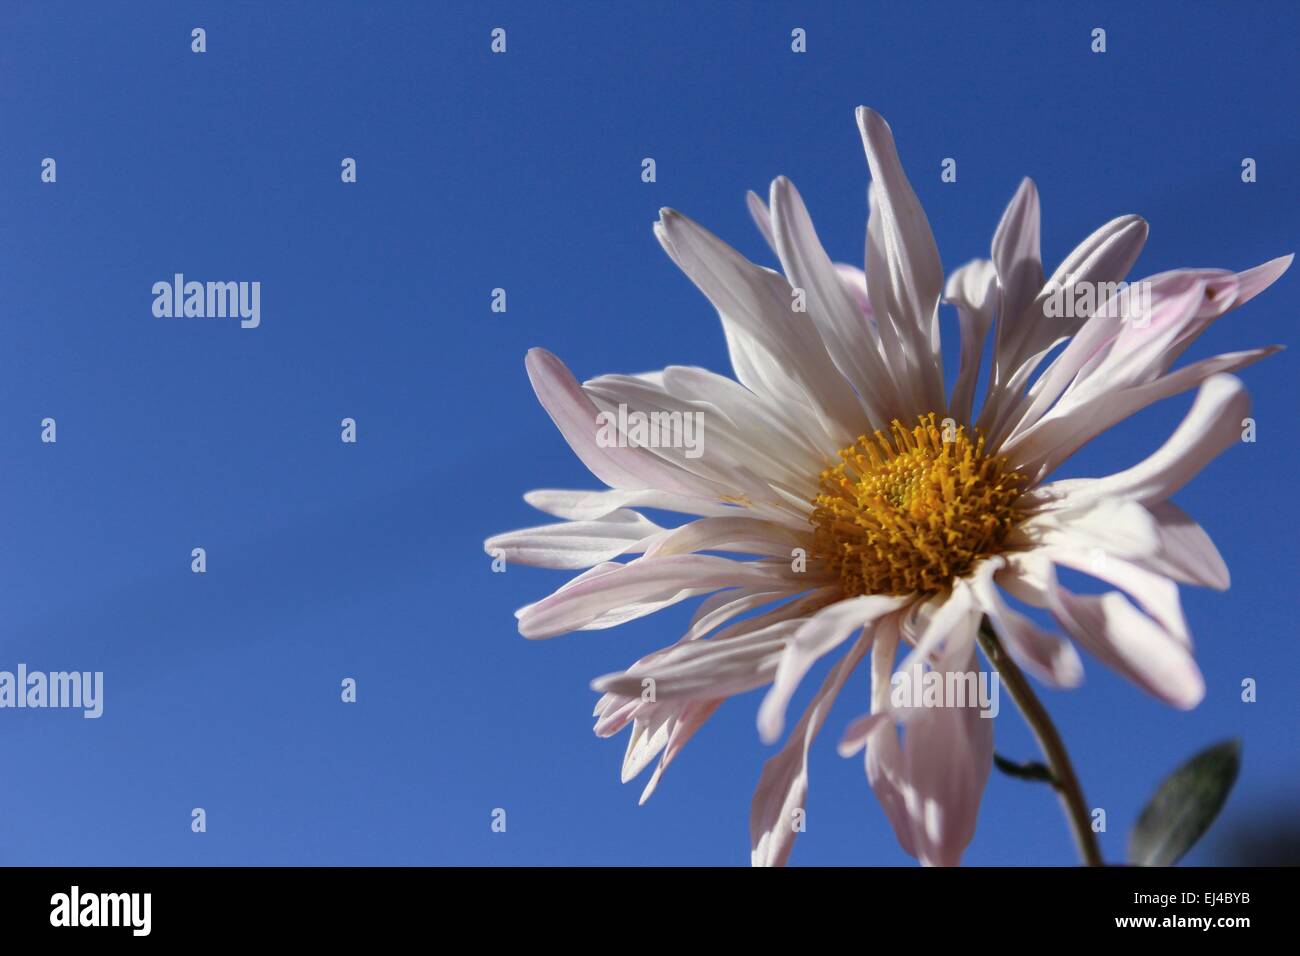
[484,107,1290,866]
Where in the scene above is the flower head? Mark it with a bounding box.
[486,107,1290,866]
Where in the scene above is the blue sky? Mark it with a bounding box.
[0,1,1295,866]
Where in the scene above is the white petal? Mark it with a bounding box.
[746,189,777,253]
[895,579,981,678]
[661,365,832,473]
[969,558,1083,687]
[525,348,704,497]
[757,593,912,743]
[989,178,1045,377]
[1007,269,1208,445]
[683,587,791,642]
[1043,566,1204,709]
[856,107,945,415]
[517,555,804,638]
[1234,254,1293,304]
[860,614,919,857]
[980,214,1148,444]
[1062,273,1223,403]
[484,511,664,569]
[1006,348,1275,483]
[638,700,722,803]
[1016,496,1161,561]
[834,263,874,319]
[837,710,891,757]
[943,258,998,425]
[901,641,994,866]
[622,715,673,782]
[750,629,872,866]
[1001,253,1284,457]
[593,616,801,702]
[523,487,743,522]
[769,175,899,424]
[654,209,865,442]
[1044,549,1190,647]
[1029,374,1250,506]
[1140,500,1229,591]
[642,515,809,560]
[582,373,791,511]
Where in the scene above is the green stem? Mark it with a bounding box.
[977,619,1104,867]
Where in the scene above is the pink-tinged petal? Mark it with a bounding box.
[1008,270,1207,445]
[757,593,912,744]
[1234,254,1293,305]
[1043,567,1204,709]
[1005,253,1286,455]
[660,365,831,476]
[901,640,994,866]
[1141,500,1230,591]
[745,189,777,254]
[895,579,981,679]
[856,107,946,414]
[592,693,638,736]
[750,629,873,866]
[654,209,865,443]
[1034,214,1149,336]
[1032,374,1250,506]
[582,373,795,510]
[484,510,664,570]
[592,616,799,703]
[837,711,891,757]
[865,185,922,413]
[969,558,1083,687]
[834,263,873,319]
[638,700,723,804]
[980,214,1148,445]
[621,714,673,782]
[993,550,1054,608]
[523,487,745,522]
[769,175,899,424]
[861,614,919,858]
[1006,347,1275,483]
[1068,275,1212,396]
[1045,549,1190,648]
[592,588,837,702]
[577,377,829,533]
[656,204,803,415]
[856,107,943,336]
[517,554,803,638]
[1016,496,1161,561]
[515,560,709,635]
[709,586,843,642]
[683,587,790,642]
[943,259,997,425]
[749,193,875,327]
[592,589,837,765]
[989,178,1045,375]
[525,348,704,497]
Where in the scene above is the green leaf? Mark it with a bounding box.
[1128,738,1242,867]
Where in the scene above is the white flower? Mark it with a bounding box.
[485,107,1290,866]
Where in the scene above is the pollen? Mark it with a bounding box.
[810,414,1026,597]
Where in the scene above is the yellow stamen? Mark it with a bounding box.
[810,413,1025,596]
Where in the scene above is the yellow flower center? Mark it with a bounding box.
[810,414,1026,596]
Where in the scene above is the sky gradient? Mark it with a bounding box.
[0,1,1296,865]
